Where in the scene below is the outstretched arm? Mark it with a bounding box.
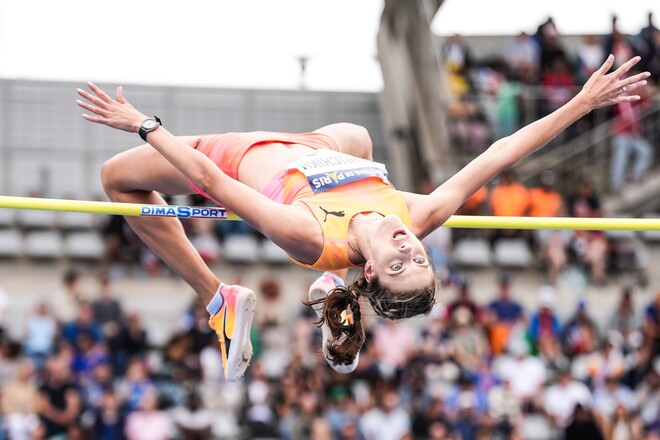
[77,84,319,261]
[411,55,650,237]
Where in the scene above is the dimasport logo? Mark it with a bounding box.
[140,205,227,219]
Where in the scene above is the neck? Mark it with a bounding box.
[347,213,381,264]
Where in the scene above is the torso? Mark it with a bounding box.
[239,142,317,192]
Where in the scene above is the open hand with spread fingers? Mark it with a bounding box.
[580,55,651,110]
[76,82,148,134]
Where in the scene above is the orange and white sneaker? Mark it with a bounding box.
[208,285,256,381]
[308,273,359,374]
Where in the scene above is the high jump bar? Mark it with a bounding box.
[0,195,659,230]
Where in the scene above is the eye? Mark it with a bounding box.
[391,263,403,271]
[414,257,426,265]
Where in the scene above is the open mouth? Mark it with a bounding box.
[392,229,407,240]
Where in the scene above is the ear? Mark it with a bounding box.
[363,260,375,283]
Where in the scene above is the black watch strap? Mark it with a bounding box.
[139,116,162,142]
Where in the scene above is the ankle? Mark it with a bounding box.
[206,283,226,315]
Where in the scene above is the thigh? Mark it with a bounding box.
[104,136,198,195]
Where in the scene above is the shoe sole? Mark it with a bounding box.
[225,289,256,381]
[309,280,359,374]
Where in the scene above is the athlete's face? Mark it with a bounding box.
[364,215,434,291]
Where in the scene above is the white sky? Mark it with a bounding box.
[1,0,659,92]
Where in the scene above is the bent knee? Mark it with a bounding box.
[100,155,128,198]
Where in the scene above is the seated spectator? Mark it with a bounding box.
[254,276,287,329]
[562,300,599,358]
[359,389,411,440]
[566,178,608,285]
[543,369,593,429]
[486,273,524,355]
[493,339,547,406]
[448,307,489,375]
[61,302,104,350]
[529,170,570,284]
[170,392,213,440]
[609,287,642,354]
[373,320,416,380]
[529,286,562,353]
[644,290,660,355]
[576,35,606,84]
[564,404,604,440]
[125,390,172,440]
[51,269,83,324]
[23,302,57,370]
[2,359,39,440]
[91,388,128,440]
[447,277,481,324]
[37,356,83,439]
[592,375,637,422]
[604,403,644,440]
[487,376,521,439]
[92,273,124,341]
[541,56,577,114]
[574,339,627,388]
[116,358,156,412]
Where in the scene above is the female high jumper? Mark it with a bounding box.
[77,55,649,381]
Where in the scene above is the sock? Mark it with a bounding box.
[324,272,345,287]
[206,284,225,316]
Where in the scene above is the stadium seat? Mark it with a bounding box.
[222,234,259,264]
[493,238,533,268]
[451,238,491,267]
[0,209,15,228]
[16,210,58,230]
[260,239,291,264]
[64,232,105,260]
[59,211,97,231]
[0,229,23,258]
[24,231,64,259]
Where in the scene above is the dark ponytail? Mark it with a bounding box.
[306,275,437,366]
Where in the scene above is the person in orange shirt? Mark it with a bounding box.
[489,170,530,244]
[76,56,648,380]
[529,171,569,284]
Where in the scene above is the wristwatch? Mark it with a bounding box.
[139,116,162,142]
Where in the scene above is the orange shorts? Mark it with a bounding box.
[186,131,339,199]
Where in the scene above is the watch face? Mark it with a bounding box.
[142,119,158,130]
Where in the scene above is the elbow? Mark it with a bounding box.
[191,168,214,195]
[489,138,517,169]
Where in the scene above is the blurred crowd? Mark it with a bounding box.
[442,13,660,193]
[0,267,658,440]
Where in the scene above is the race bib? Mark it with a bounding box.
[287,150,390,193]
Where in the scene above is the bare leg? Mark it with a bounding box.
[101,140,220,303]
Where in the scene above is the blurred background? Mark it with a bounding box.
[0,0,660,439]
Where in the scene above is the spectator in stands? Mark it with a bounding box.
[592,374,637,424]
[90,388,127,440]
[124,389,171,440]
[541,56,578,116]
[610,97,653,192]
[644,290,660,356]
[543,368,593,429]
[61,302,104,350]
[254,275,287,329]
[486,273,524,354]
[373,319,415,380]
[449,307,489,375]
[609,287,642,354]
[23,302,57,370]
[494,338,546,406]
[489,169,530,243]
[529,170,569,284]
[562,299,599,359]
[576,35,606,84]
[502,31,540,83]
[487,376,521,439]
[529,286,562,353]
[92,273,124,341]
[359,389,411,440]
[51,269,83,323]
[170,391,213,440]
[37,356,83,438]
[566,178,608,285]
[447,277,481,324]
[563,404,604,440]
[442,33,473,99]
[116,358,156,412]
[2,359,39,440]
